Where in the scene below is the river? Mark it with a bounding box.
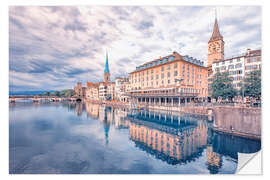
[9,101,261,174]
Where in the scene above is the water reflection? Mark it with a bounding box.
[68,102,261,173]
[9,102,261,174]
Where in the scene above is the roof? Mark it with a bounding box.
[130,51,205,74]
[209,18,223,43]
[213,49,261,63]
[247,49,261,56]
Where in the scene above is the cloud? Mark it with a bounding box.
[9,6,261,91]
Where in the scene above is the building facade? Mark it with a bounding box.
[107,82,116,101]
[212,55,245,89]
[115,77,130,102]
[244,49,261,74]
[74,82,86,99]
[127,51,208,106]
[212,48,261,90]
[99,82,108,100]
[85,82,99,101]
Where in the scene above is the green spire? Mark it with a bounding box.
[104,51,110,74]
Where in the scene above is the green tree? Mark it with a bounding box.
[44,91,51,96]
[210,71,237,100]
[241,69,261,99]
[60,89,75,97]
[53,91,60,97]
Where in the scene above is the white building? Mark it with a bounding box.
[115,77,129,101]
[212,55,245,89]
[212,48,261,90]
[99,82,108,100]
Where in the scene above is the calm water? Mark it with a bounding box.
[9,102,261,174]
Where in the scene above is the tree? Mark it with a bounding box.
[241,69,261,99]
[44,91,51,96]
[60,89,75,97]
[53,91,60,97]
[210,71,237,100]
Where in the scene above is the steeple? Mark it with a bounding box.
[207,10,225,67]
[104,51,110,83]
[209,16,223,43]
[104,51,110,74]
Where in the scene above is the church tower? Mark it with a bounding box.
[208,15,224,67]
[104,52,110,83]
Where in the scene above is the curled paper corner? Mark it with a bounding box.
[236,150,262,174]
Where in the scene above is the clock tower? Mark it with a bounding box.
[208,17,224,67]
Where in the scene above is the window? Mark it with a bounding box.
[167,72,170,78]
[167,64,170,70]
[151,69,154,74]
[156,74,159,79]
[216,62,219,66]
[222,61,225,65]
[228,65,234,69]
[168,80,170,84]
[161,73,164,79]
[251,57,257,63]
[174,63,177,68]
[235,63,242,68]
[174,71,178,76]
[237,58,241,62]
[230,60,233,63]
[161,66,164,72]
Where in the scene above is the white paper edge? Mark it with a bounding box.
[236,150,262,174]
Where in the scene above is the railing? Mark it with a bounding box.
[126,92,199,97]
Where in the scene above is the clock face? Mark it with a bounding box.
[209,42,223,54]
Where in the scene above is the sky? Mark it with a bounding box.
[9,6,261,92]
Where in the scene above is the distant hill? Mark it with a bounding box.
[9,90,55,96]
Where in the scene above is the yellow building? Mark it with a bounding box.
[128,51,208,105]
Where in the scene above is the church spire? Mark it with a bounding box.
[104,51,110,83]
[104,51,110,74]
[209,15,223,43]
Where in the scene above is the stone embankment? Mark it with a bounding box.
[212,106,261,140]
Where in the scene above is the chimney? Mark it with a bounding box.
[247,48,251,55]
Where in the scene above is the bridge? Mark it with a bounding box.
[9,96,78,103]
